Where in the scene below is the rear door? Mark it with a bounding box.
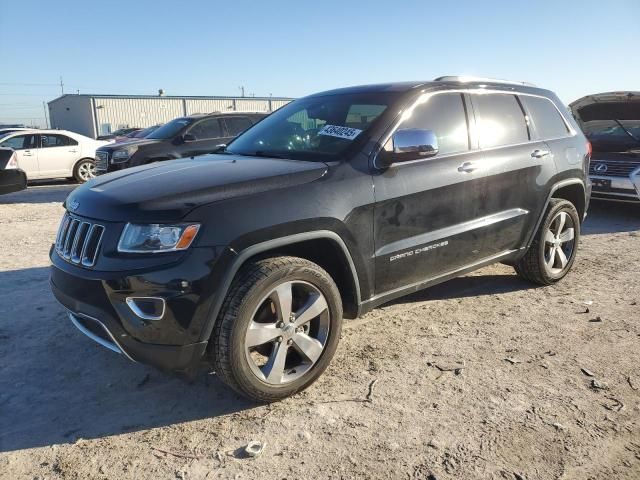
[179,117,225,157]
[468,92,556,256]
[0,134,39,178]
[372,92,483,294]
[38,134,81,178]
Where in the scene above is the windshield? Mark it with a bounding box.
[226,93,396,160]
[577,102,640,150]
[133,125,160,138]
[147,118,193,140]
[581,120,640,141]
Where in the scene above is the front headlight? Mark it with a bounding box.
[118,223,200,253]
[112,147,137,164]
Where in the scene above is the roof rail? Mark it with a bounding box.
[434,76,537,87]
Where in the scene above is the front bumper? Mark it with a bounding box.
[49,245,225,372]
[589,173,640,203]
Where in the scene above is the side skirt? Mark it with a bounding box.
[357,248,522,316]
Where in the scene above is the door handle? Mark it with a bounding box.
[531,149,550,158]
[22,151,32,156]
[68,149,78,153]
[457,161,477,173]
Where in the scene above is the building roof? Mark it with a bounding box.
[48,93,293,105]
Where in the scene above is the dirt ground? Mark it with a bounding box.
[0,182,639,480]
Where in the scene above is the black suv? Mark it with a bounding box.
[50,77,591,402]
[95,112,266,174]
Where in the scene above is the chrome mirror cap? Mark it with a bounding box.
[393,128,439,156]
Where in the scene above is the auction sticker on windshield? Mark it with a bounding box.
[318,125,362,140]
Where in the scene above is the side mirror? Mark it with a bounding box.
[213,144,227,152]
[182,133,196,143]
[379,128,439,166]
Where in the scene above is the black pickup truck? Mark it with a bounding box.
[50,77,590,402]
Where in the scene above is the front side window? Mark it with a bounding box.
[225,117,253,136]
[0,134,37,150]
[226,92,397,161]
[521,96,569,139]
[41,134,77,148]
[188,118,223,140]
[396,93,469,155]
[474,93,529,148]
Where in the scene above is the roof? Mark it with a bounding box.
[48,93,293,105]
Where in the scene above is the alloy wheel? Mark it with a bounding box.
[244,281,330,385]
[78,161,96,181]
[543,211,575,275]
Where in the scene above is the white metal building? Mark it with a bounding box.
[48,94,293,138]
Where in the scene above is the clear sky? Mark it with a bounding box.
[1,0,638,127]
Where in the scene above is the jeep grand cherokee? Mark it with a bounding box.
[50,76,591,402]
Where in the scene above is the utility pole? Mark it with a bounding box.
[59,76,64,95]
[42,101,49,128]
[239,86,245,98]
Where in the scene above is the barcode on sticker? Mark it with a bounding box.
[318,125,362,140]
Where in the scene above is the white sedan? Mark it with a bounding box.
[0,130,109,183]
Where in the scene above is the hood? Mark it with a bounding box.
[65,154,328,222]
[98,137,161,151]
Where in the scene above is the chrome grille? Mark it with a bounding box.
[55,214,105,267]
[95,151,108,172]
[589,160,640,177]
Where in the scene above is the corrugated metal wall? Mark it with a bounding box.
[50,95,293,137]
[94,97,184,136]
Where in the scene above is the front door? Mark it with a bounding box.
[180,118,226,157]
[38,134,81,178]
[0,134,39,178]
[372,92,485,294]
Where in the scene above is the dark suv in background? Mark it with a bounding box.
[51,77,590,402]
[95,112,266,174]
[570,91,640,203]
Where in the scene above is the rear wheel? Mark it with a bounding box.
[514,199,580,285]
[73,158,96,183]
[211,256,343,402]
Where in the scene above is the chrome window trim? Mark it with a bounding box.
[373,88,577,169]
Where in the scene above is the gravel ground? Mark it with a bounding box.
[0,182,639,480]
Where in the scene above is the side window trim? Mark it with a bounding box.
[372,89,577,169]
[519,95,572,141]
[514,95,532,141]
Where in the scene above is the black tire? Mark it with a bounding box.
[514,199,580,285]
[210,256,343,402]
[73,158,96,183]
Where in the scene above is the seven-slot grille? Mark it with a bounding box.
[95,151,109,172]
[589,160,640,177]
[55,214,105,267]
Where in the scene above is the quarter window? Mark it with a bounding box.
[225,117,253,136]
[398,93,470,155]
[473,94,529,148]
[188,118,223,140]
[521,96,569,139]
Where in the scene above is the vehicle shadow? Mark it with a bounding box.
[582,200,640,235]
[0,180,77,205]
[0,266,256,453]
[384,272,535,307]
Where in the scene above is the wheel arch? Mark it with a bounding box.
[200,231,362,342]
[72,157,96,179]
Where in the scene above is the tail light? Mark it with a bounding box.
[6,152,18,169]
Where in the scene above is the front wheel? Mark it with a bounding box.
[73,159,96,183]
[210,256,343,402]
[514,198,580,285]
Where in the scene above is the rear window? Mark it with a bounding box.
[521,96,569,139]
[473,94,529,148]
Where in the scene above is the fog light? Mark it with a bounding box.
[125,297,166,321]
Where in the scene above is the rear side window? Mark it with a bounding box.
[399,93,469,155]
[521,96,569,139]
[473,94,529,148]
[189,118,223,140]
[225,117,253,136]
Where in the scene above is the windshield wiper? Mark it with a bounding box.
[249,150,291,159]
[613,119,640,143]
